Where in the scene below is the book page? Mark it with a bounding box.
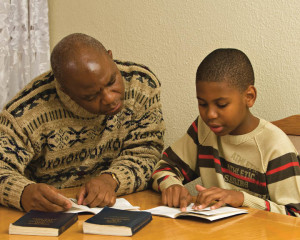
[65,198,140,214]
[185,205,247,216]
[145,204,247,220]
[145,206,181,218]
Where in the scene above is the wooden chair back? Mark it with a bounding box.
[272,115,300,136]
[272,115,300,152]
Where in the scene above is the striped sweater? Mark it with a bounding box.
[0,60,165,210]
[152,116,300,217]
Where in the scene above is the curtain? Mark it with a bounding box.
[0,0,50,110]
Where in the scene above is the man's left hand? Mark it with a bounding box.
[76,174,117,208]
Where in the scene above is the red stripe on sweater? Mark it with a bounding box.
[198,154,221,165]
[198,154,266,187]
[192,121,198,133]
[265,201,271,211]
[290,207,300,214]
[163,175,170,181]
[152,167,171,176]
[266,162,300,175]
[163,152,168,158]
[181,169,190,182]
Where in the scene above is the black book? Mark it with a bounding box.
[9,210,78,236]
[83,207,152,236]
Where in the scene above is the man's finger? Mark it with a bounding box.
[42,189,72,210]
[88,192,106,208]
[76,186,87,205]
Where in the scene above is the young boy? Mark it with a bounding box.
[152,48,300,216]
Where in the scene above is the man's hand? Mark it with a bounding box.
[76,174,117,208]
[162,185,192,211]
[21,183,72,212]
[192,184,244,210]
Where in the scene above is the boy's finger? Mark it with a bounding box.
[179,197,188,211]
[161,190,167,205]
[210,200,224,210]
[195,184,206,192]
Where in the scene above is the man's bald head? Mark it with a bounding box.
[50,33,108,82]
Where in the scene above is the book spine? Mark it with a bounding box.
[132,216,152,234]
[58,214,78,235]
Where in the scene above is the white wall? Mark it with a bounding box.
[49,0,300,147]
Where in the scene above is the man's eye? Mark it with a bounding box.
[85,95,97,102]
[107,78,116,86]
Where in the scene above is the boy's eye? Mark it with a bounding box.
[198,102,207,107]
[217,103,228,108]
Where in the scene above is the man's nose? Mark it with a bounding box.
[101,89,115,105]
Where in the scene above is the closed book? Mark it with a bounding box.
[9,210,78,236]
[83,207,152,236]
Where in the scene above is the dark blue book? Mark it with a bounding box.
[9,210,78,236]
[83,207,152,236]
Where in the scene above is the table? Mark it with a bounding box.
[1,189,300,240]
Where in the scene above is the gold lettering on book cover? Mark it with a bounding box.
[104,216,130,224]
[28,218,56,226]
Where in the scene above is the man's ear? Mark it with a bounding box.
[107,50,113,59]
[244,85,257,108]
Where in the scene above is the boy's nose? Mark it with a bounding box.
[206,107,218,119]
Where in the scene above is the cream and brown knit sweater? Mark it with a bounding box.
[0,60,165,210]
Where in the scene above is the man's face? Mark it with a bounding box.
[60,49,125,115]
[196,80,251,136]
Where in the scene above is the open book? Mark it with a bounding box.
[65,198,140,215]
[145,204,248,221]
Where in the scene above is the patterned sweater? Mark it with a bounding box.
[152,116,300,217]
[0,60,165,210]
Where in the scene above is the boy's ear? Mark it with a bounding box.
[244,85,257,108]
[107,50,113,59]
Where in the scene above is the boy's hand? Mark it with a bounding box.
[21,183,72,212]
[193,184,244,210]
[162,185,192,211]
[76,174,117,208]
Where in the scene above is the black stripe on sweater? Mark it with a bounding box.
[286,203,300,216]
[10,88,57,118]
[187,117,199,145]
[266,153,300,184]
[5,72,54,110]
[115,60,160,84]
[159,147,198,184]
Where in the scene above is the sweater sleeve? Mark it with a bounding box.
[152,120,199,192]
[101,78,165,196]
[242,152,300,217]
[0,111,35,210]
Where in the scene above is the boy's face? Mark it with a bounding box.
[196,80,255,136]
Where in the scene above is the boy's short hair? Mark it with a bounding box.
[196,48,254,92]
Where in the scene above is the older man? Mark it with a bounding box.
[0,33,164,212]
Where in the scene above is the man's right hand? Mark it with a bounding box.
[161,185,192,211]
[21,183,72,212]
